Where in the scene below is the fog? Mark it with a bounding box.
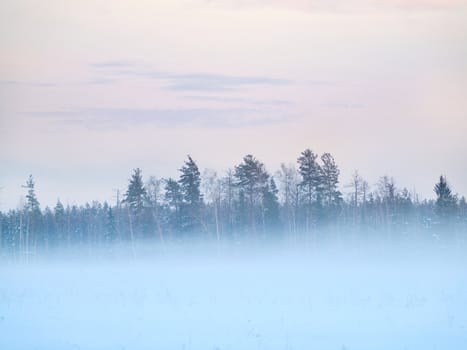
[1,238,466,350]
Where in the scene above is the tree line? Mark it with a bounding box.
[1,149,466,256]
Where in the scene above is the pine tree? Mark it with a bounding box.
[147,176,164,243]
[202,169,222,241]
[234,154,269,234]
[221,169,236,237]
[178,156,203,232]
[179,156,203,208]
[262,177,281,233]
[24,175,40,213]
[124,168,147,215]
[104,204,117,243]
[434,176,457,221]
[54,199,65,244]
[22,175,41,255]
[320,153,342,221]
[164,177,183,232]
[297,149,321,231]
[277,163,300,237]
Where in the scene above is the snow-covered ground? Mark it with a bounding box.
[1,242,467,350]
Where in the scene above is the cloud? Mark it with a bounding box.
[0,78,117,88]
[90,62,292,91]
[163,73,290,91]
[0,80,57,87]
[197,0,466,12]
[181,95,292,106]
[322,102,366,109]
[90,61,135,68]
[33,107,291,129]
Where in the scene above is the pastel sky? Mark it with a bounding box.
[1,0,466,210]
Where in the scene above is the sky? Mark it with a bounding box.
[1,0,466,210]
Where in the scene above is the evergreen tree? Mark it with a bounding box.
[22,175,41,253]
[147,176,164,242]
[202,169,222,241]
[179,156,203,207]
[178,156,203,232]
[124,168,147,215]
[234,155,269,233]
[297,149,321,230]
[434,176,457,221]
[54,199,65,244]
[104,204,117,243]
[221,169,236,237]
[277,163,300,237]
[24,175,40,213]
[320,153,342,208]
[262,177,281,233]
[165,178,183,211]
[164,178,183,232]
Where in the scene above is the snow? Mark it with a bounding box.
[1,242,467,349]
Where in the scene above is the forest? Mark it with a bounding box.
[1,149,466,257]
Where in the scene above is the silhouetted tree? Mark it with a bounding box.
[234,155,269,234]
[434,176,457,222]
[297,149,321,232]
[164,178,183,233]
[320,153,342,220]
[178,155,204,233]
[262,177,281,234]
[124,168,146,215]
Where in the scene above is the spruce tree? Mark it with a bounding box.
[434,176,457,221]
[164,178,183,232]
[178,156,203,232]
[297,149,321,230]
[320,153,342,211]
[234,154,269,233]
[22,175,40,257]
[262,177,281,233]
[24,175,40,213]
[124,168,147,215]
[179,156,202,208]
[54,199,65,243]
[104,204,117,243]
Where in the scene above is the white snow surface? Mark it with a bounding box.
[1,241,467,350]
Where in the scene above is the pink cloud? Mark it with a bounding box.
[200,0,466,12]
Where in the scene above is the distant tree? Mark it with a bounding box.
[54,199,66,244]
[221,169,236,237]
[297,149,321,231]
[234,155,269,234]
[277,164,300,238]
[434,176,457,221]
[459,196,467,229]
[123,168,146,250]
[346,171,369,229]
[377,176,397,231]
[202,169,222,240]
[104,204,117,243]
[394,187,414,231]
[124,168,147,215]
[43,206,55,249]
[165,178,182,211]
[178,155,204,233]
[320,153,342,211]
[24,175,40,213]
[146,176,164,243]
[179,156,203,207]
[22,175,41,256]
[164,177,183,233]
[377,176,396,203]
[261,177,281,234]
